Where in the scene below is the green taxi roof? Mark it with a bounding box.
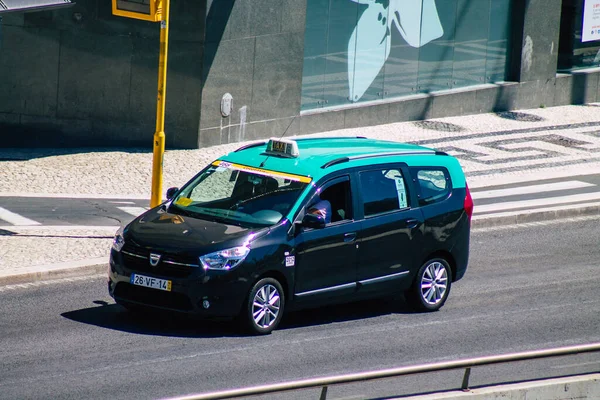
[219,137,447,182]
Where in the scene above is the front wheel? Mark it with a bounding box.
[242,278,285,335]
[406,258,452,312]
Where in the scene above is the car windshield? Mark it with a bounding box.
[169,162,310,228]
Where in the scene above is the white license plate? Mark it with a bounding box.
[130,274,172,292]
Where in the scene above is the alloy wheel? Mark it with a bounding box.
[251,284,281,329]
[420,261,449,306]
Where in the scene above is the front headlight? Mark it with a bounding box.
[112,226,125,252]
[199,246,250,271]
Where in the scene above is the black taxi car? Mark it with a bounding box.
[108,137,473,334]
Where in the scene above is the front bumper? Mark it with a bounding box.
[108,249,250,318]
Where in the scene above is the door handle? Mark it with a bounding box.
[406,219,420,229]
[344,232,357,242]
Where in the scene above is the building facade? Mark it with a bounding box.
[0,0,598,148]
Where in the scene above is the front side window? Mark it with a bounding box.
[169,163,309,228]
[306,178,353,224]
[359,168,409,217]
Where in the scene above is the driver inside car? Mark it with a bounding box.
[307,199,332,224]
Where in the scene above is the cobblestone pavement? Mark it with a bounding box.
[1,104,600,282]
[0,227,114,270]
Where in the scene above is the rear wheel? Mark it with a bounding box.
[406,258,451,312]
[242,278,285,335]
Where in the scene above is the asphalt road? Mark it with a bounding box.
[1,217,599,400]
[0,196,147,227]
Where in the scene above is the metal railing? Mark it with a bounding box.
[164,342,600,400]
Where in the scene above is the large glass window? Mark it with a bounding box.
[417,0,457,92]
[558,0,600,71]
[301,0,513,111]
[301,0,330,110]
[486,0,512,82]
[453,0,488,88]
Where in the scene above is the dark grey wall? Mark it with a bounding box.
[0,0,204,148]
[197,0,307,147]
[505,0,563,86]
[2,0,600,149]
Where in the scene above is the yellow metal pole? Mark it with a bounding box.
[150,0,170,208]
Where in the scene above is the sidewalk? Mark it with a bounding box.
[1,104,600,285]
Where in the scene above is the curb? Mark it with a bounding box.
[0,258,107,286]
[472,203,600,228]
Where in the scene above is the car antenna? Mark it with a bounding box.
[259,116,296,168]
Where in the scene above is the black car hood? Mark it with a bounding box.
[125,207,258,255]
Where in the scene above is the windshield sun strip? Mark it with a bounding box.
[212,160,312,183]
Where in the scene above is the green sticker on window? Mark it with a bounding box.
[394,177,408,208]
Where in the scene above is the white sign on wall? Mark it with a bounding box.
[582,0,600,42]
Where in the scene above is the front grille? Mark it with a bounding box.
[114,282,193,311]
[121,243,199,278]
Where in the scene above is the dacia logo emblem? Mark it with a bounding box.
[149,253,161,267]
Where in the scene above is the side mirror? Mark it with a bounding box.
[166,187,179,200]
[301,213,326,229]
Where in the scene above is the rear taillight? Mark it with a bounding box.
[464,184,474,221]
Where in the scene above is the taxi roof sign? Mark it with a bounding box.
[265,138,299,158]
[112,0,162,22]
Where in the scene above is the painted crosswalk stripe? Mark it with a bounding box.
[117,206,148,217]
[0,206,41,226]
[471,181,595,200]
[474,192,600,214]
[473,202,600,221]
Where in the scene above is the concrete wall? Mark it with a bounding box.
[197,0,307,147]
[2,0,600,148]
[401,373,600,399]
[0,0,204,148]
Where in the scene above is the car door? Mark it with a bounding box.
[355,165,424,293]
[293,175,361,302]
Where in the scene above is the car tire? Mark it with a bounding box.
[242,278,285,335]
[406,258,452,312]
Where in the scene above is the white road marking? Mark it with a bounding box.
[0,193,150,199]
[473,201,600,220]
[0,207,41,226]
[467,162,600,189]
[472,214,600,233]
[0,225,119,232]
[0,275,105,292]
[109,201,136,205]
[471,181,595,200]
[474,193,600,214]
[117,207,148,216]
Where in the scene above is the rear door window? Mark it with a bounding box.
[359,168,409,217]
